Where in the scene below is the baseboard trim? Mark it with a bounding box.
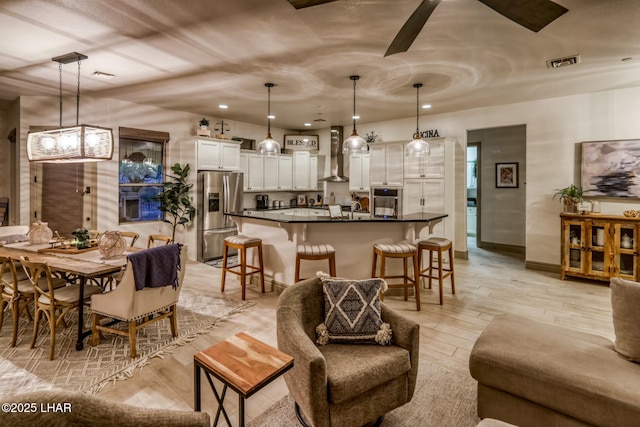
[478,241,525,255]
[525,260,560,274]
[455,250,468,260]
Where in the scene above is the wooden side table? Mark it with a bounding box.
[194,332,294,427]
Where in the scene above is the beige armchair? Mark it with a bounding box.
[277,277,420,427]
[91,245,187,358]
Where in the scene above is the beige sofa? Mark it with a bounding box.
[0,390,210,427]
[469,313,640,427]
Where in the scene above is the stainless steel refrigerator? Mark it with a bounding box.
[197,171,243,262]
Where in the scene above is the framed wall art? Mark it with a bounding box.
[581,139,640,198]
[284,134,319,151]
[496,162,518,188]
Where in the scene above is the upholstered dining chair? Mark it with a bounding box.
[20,257,102,360]
[277,276,420,427]
[118,231,140,247]
[147,234,172,248]
[90,245,187,358]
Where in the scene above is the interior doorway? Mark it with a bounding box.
[41,163,85,236]
[466,144,478,240]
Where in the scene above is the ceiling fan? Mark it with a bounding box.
[287,0,569,57]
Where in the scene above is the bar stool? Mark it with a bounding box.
[295,244,336,282]
[371,242,420,311]
[221,235,265,300]
[418,237,455,305]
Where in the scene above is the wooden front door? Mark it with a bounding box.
[41,163,84,237]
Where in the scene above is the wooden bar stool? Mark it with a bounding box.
[221,235,265,300]
[295,244,336,282]
[418,237,455,305]
[371,242,420,311]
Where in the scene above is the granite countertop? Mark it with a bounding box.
[227,210,447,224]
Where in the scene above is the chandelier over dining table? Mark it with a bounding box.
[26,52,114,163]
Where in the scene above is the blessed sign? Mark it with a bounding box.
[284,134,319,151]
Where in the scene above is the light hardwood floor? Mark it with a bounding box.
[96,239,614,426]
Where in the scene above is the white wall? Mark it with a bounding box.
[469,125,526,247]
[357,86,640,266]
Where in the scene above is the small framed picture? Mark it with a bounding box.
[297,195,307,206]
[328,205,343,219]
[496,162,519,188]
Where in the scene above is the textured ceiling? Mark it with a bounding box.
[1,0,640,131]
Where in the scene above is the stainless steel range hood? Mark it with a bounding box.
[319,125,348,182]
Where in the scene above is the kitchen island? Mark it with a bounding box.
[226,210,447,287]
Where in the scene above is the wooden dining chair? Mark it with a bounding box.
[20,257,102,360]
[147,234,172,248]
[1,256,33,347]
[118,231,139,247]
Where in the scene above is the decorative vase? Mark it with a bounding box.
[28,220,53,245]
[98,231,126,258]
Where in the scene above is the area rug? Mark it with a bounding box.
[248,359,480,427]
[206,255,239,268]
[0,289,252,397]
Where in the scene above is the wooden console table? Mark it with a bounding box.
[193,332,293,427]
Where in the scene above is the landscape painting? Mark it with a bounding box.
[581,139,640,198]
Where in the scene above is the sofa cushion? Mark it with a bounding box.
[316,277,391,345]
[319,342,410,404]
[470,313,640,427]
[611,277,640,362]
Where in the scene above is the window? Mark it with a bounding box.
[118,127,169,223]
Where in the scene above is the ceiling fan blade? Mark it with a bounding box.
[385,0,441,57]
[477,0,568,32]
[287,0,338,9]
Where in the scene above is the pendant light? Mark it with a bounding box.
[405,83,430,158]
[257,82,281,156]
[342,75,367,155]
[26,52,114,163]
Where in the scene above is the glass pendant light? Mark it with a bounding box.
[257,83,281,156]
[405,83,430,158]
[26,52,113,163]
[342,75,367,155]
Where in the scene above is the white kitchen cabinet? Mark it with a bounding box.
[404,179,446,236]
[178,137,241,171]
[349,153,370,191]
[309,154,318,190]
[467,206,477,236]
[262,155,279,191]
[369,142,403,187]
[404,137,447,179]
[197,138,241,171]
[293,151,318,190]
[278,155,293,190]
[240,152,265,191]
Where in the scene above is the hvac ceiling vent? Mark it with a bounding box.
[546,54,581,69]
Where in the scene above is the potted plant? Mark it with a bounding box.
[553,184,583,213]
[71,227,91,248]
[152,163,196,242]
[198,118,210,129]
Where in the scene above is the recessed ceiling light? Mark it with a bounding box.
[352,115,360,119]
[218,104,228,109]
[422,104,432,109]
[304,123,311,127]
[92,70,114,80]
[268,114,275,119]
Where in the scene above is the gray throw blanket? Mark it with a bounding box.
[127,244,182,291]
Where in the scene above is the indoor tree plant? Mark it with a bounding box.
[153,163,196,242]
[553,184,583,213]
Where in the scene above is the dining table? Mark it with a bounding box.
[0,241,135,351]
